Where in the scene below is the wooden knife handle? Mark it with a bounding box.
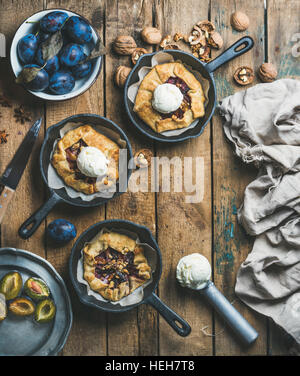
[0,185,15,224]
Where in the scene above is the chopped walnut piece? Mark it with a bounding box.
[0,130,9,144]
[134,149,152,168]
[131,48,147,65]
[159,34,172,48]
[233,66,254,85]
[163,44,179,50]
[173,32,185,42]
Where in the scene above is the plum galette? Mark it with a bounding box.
[133,62,206,133]
[51,125,119,195]
[83,231,152,302]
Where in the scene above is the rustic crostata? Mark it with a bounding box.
[52,125,119,195]
[133,62,206,133]
[83,231,152,302]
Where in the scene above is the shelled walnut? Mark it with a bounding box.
[114,66,132,88]
[186,20,223,62]
[160,35,172,48]
[258,63,277,82]
[131,48,148,65]
[233,66,254,85]
[113,35,137,55]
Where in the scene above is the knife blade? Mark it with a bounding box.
[0,118,42,224]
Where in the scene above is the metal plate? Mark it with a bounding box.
[0,248,73,356]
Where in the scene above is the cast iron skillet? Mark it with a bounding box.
[69,219,191,337]
[124,36,254,143]
[18,114,133,239]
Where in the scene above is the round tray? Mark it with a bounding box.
[0,248,73,356]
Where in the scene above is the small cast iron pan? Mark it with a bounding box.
[124,36,254,143]
[19,114,133,239]
[69,219,191,337]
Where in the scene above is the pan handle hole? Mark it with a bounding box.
[174,319,183,328]
[235,42,247,52]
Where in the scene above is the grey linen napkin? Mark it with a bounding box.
[218,78,300,346]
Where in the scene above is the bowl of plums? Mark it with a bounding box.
[10,9,104,101]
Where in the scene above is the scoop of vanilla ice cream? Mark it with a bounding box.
[77,146,108,178]
[176,253,211,290]
[152,83,184,114]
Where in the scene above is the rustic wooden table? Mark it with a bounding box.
[0,0,299,356]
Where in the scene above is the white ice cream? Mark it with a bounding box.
[176,253,211,290]
[77,146,108,178]
[152,83,183,114]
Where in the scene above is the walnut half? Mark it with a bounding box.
[233,66,254,85]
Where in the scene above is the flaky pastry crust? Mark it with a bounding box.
[134,62,205,133]
[51,125,120,195]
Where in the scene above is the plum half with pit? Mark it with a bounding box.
[59,43,85,67]
[36,47,60,74]
[40,11,69,33]
[17,33,38,64]
[66,16,93,44]
[47,218,77,243]
[23,64,49,92]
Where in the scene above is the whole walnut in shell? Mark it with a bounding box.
[258,63,277,83]
[141,27,162,44]
[230,11,250,31]
[114,35,137,55]
[114,66,132,88]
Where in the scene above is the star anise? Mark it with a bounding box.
[0,95,12,108]
[0,130,9,144]
[14,105,33,124]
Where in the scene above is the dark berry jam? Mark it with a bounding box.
[94,248,143,286]
[158,77,191,120]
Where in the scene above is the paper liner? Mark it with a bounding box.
[128,51,210,137]
[77,227,157,307]
[47,121,127,202]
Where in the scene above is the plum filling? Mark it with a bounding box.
[94,247,143,287]
[159,77,191,120]
[65,139,97,185]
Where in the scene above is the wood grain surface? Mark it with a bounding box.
[0,0,298,356]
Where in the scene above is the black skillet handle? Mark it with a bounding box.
[205,36,254,73]
[145,292,191,337]
[18,191,61,239]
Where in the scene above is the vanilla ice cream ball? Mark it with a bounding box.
[77,146,108,178]
[152,83,183,114]
[176,253,211,290]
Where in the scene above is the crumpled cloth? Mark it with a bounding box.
[218,78,300,347]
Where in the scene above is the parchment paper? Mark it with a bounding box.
[128,51,210,137]
[77,227,157,307]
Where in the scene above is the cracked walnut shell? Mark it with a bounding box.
[134,149,152,168]
[113,35,137,55]
[230,11,250,31]
[258,63,278,82]
[234,66,254,85]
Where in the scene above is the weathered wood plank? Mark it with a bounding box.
[267,0,300,355]
[104,0,157,356]
[0,1,45,258]
[211,0,267,355]
[44,0,107,356]
[154,0,213,356]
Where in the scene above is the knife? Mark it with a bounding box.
[0,118,42,224]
